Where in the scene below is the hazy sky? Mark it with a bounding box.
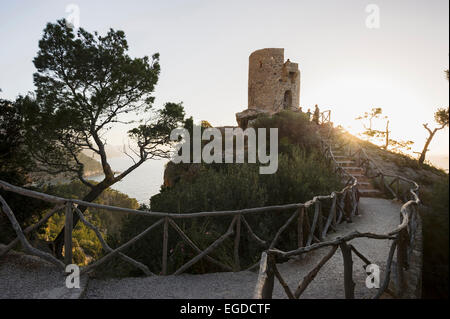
[1,0,448,167]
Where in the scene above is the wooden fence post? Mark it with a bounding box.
[317,202,324,240]
[297,207,304,248]
[396,178,400,198]
[262,253,275,299]
[162,216,169,275]
[340,241,355,299]
[307,203,320,246]
[64,202,73,266]
[332,195,337,226]
[233,214,241,272]
[396,228,408,297]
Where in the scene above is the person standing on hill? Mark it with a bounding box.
[312,104,320,124]
[306,108,312,121]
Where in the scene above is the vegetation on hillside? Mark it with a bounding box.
[418,175,449,298]
[77,153,103,176]
[106,111,342,277]
[28,181,137,265]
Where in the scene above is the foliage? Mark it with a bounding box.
[419,175,449,298]
[15,19,185,254]
[0,97,33,184]
[109,111,342,277]
[77,153,102,176]
[356,107,413,152]
[20,19,185,188]
[200,120,213,128]
[37,180,139,264]
[251,110,320,152]
[418,69,449,164]
[0,96,49,244]
[434,107,449,127]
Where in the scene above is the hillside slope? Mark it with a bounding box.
[335,129,448,298]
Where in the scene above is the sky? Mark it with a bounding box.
[0,0,449,168]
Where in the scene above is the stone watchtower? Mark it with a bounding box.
[236,48,301,128]
[248,48,300,111]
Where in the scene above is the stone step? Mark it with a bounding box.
[334,156,353,162]
[349,175,371,183]
[359,185,377,191]
[357,181,373,188]
[350,173,367,178]
[358,189,382,198]
[336,160,356,166]
[332,151,347,156]
[342,166,364,171]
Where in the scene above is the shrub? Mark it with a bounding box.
[110,142,341,276]
[252,110,320,152]
[420,175,449,298]
[34,181,139,265]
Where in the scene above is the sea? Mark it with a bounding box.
[89,156,168,205]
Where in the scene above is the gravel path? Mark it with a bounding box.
[85,197,401,299]
[0,247,87,299]
[271,197,400,299]
[0,198,400,299]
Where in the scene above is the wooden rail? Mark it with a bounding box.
[0,171,355,276]
[320,110,331,125]
[0,115,421,299]
[0,114,358,278]
[253,127,422,299]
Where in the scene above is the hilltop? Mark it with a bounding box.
[28,152,103,186]
[337,131,447,184]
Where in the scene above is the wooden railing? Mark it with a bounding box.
[0,144,356,276]
[0,118,421,299]
[0,181,305,275]
[0,115,362,280]
[320,110,331,125]
[253,130,422,299]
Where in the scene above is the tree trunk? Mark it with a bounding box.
[53,181,111,259]
[384,120,389,150]
[418,130,436,165]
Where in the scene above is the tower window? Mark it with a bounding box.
[289,72,296,83]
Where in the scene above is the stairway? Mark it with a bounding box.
[331,144,382,198]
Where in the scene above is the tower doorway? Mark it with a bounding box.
[283,90,292,109]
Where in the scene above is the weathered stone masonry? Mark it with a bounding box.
[236,48,301,128]
[248,48,300,112]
